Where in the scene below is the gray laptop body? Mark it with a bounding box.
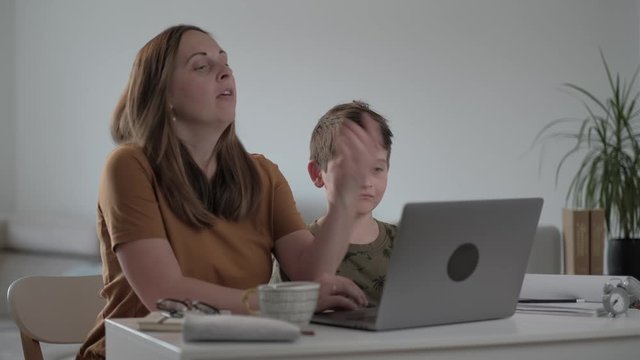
[312,197,543,331]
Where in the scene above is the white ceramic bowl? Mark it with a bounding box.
[257,281,320,327]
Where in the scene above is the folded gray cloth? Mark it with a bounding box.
[183,314,301,342]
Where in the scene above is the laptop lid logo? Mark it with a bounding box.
[447,243,479,282]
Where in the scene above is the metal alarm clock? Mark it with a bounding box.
[602,278,630,317]
[602,277,640,317]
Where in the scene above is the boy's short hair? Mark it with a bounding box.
[310,101,393,171]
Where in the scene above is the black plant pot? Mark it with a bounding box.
[607,238,640,280]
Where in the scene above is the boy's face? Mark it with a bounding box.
[310,147,389,217]
[353,146,389,216]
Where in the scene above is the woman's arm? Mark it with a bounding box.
[116,237,256,313]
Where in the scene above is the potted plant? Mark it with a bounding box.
[533,51,640,279]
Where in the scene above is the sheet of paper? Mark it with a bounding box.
[516,302,607,317]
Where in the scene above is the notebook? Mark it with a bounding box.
[312,197,543,331]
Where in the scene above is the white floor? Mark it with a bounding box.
[0,317,80,360]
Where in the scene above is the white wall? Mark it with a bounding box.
[2,0,639,232]
[0,0,15,215]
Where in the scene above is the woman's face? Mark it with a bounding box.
[168,30,236,130]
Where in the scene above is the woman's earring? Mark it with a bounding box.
[169,106,177,122]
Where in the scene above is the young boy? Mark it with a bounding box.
[303,100,396,306]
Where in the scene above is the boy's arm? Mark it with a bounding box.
[275,117,380,280]
[275,202,355,280]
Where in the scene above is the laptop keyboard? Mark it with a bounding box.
[343,306,379,321]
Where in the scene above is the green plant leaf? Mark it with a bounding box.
[532,51,640,239]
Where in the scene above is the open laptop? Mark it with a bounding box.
[312,197,543,331]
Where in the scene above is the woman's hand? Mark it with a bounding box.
[314,273,368,312]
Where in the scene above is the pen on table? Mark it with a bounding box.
[518,298,586,304]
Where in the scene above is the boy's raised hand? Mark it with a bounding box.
[327,115,383,212]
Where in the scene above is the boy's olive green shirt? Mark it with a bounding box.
[308,219,397,306]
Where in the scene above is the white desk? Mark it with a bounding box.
[106,309,640,360]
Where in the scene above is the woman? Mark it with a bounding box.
[78,24,379,359]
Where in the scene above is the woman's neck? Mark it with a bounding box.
[173,122,226,178]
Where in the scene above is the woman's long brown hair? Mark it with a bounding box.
[111,25,261,228]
